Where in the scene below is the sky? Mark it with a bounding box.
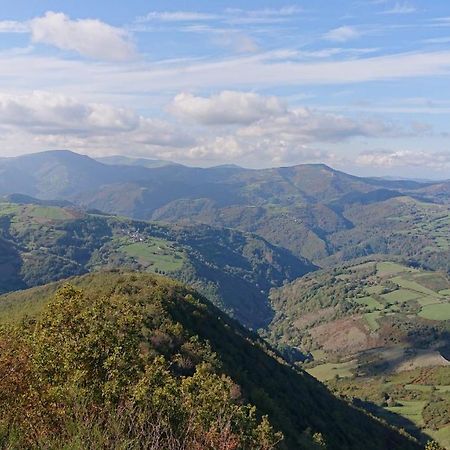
[0,1,450,178]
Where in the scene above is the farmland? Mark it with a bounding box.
[329,366,450,448]
[119,238,186,273]
[270,258,450,447]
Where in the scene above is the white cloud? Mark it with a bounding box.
[136,7,302,25]
[324,26,360,43]
[0,89,405,167]
[0,20,29,33]
[381,2,416,15]
[136,11,218,23]
[1,50,450,99]
[0,91,193,153]
[226,6,303,17]
[169,91,286,125]
[0,91,138,134]
[30,12,135,61]
[184,134,329,166]
[224,6,303,24]
[238,108,398,142]
[167,91,405,166]
[356,149,450,169]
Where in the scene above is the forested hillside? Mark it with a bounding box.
[0,272,421,450]
[0,201,313,328]
[1,151,449,448]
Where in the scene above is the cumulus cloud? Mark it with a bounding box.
[185,134,331,166]
[324,26,360,43]
[169,91,286,125]
[0,89,438,169]
[30,12,135,61]
[166,91,404,166]
[0,91,138,134]
[0,91,193,152]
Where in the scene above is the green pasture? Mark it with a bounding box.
[354,296,383,310]
[120,238,186,273]
[381,289,420,303]
[364,311,381,331]
[386,400,427,427]
[418,303,450,321]
[307,359,357,381]
[376,262,411,276]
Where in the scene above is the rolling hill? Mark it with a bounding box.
[267,259,450,370]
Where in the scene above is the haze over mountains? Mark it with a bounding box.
[1,150,449,265]
[2,149,447,207]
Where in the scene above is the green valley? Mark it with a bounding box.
[0,201,313,328]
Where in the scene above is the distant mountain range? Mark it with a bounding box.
[1,150,449,267]
[95,154,180,168]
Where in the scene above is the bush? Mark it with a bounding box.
[0,283,282,449]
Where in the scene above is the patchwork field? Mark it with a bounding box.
[271,259,450,403]
[329,366,450,448]
[358,262,450,328]
[282,259,450,448]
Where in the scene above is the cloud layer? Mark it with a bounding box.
[356,149,450,170]
[0,89,418,169]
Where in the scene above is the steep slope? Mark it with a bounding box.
[0,271,421,450]
[0,201,314,328]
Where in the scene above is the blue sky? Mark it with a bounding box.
[0,0,449,178]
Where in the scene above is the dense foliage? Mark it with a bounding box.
[0,280,281,449]
[0,203,313,328]
[0,272,421,450]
